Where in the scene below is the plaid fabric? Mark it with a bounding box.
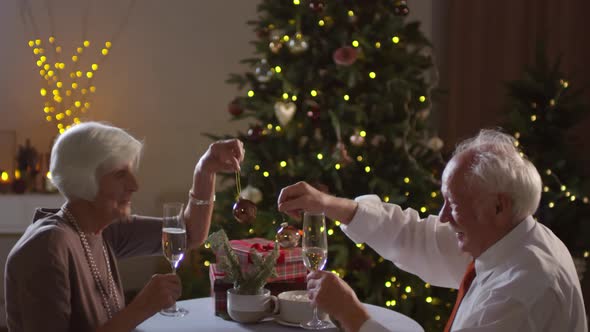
[209,264,306,318]
[215,238,307,282]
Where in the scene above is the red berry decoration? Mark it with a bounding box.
[332,46,358,66]
[309,0,325,13]
[232,198,257,224]
[393,0,409,16]
[228,99,244,116]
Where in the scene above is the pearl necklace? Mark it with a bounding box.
[62,207,121,320]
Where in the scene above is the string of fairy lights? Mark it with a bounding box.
[512,78,590,259]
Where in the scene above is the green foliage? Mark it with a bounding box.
[207,229,279,295]
[503,43,590,254]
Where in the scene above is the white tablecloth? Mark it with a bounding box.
[135,297,424,332]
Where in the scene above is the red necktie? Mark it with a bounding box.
[444,261,476,332]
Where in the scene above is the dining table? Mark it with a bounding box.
[135,297,424,332]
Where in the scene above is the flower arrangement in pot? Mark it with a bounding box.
[207,229,280,323]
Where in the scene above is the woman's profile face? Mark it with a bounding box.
[93,161,139,223]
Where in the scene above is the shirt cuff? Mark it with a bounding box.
[340,194,384,244]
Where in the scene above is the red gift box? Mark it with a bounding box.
[209,264,306,318]
[216,238,307,282]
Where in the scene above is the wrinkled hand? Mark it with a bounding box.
[277,181,330,219]
[306,270,370,331]
[197,139,244,175]
[129,273,182,317]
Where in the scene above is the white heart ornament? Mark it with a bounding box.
[274,101,296,126]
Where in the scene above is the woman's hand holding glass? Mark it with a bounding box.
[160,202,188,317]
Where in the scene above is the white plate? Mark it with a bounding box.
[274,318,302,328]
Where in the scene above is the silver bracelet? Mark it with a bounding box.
[189,190,215,206]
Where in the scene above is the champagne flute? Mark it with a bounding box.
[160,202,188,317]
[301,211,331,330]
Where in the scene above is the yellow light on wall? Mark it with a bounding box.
[76,71,82,77]
[105,41,112,48]
[86,72,93,78]
[83,40,90,47]
[28,40,34,47]
[101,48,109,55]
[91,64,98,71]
[40,88,47,96]
[89,86,96,93]
[76,47,83,54]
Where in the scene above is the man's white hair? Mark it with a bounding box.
[453,129,542,222]
[50,122,143,201]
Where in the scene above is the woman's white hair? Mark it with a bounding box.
[453,128,542,222]
[50,122,143,201]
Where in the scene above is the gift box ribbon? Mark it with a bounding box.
[233,240,286,264]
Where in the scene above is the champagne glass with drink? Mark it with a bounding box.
[160,202,188,317]
[301,211,331,329]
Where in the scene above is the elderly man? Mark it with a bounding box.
[278,129,587,332]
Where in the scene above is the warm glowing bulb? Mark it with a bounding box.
[89,86,96,93]
[404,177,411,183]
[105,41,112,48]
[356,155,363,162]
[56,46,62,53]
[548,202,555,208]
[83,40,90,47]
[274,66,281,73]
[86,71,93,78]
[293,0,300,4]
[35,39,41,46]
[40,88,47,96]
[335,164,341,170]
[76,47,83,54]
[420,207,427,213]
[310,90,318,97]
[419,95,427,102]
[76,71,82,77]
[360,131,366,137]
[1,172,8,181]
[405,286,412,293]
[369,72,376,79]
[426,297,433,303]
[247,90,254,97]
[91,63,98,71]
[72,83,78,89]
[365,166,371,173]
[317,153,324,160]
[56,82,62,88]
[531,114,537,122]
[280,161,287,167]
[352,40,359,47]
[101,48,109,55]
[431,191,438,198]
[263,171,270,177]
[65,109,72,116]
[291,95,297,101]
[392,36,400,43]
[28,40,34,47]
[72,55,78,62]
[318,20,325,26]
[74,101,81,108]
[343,94,350,101]
[282,93,289,99]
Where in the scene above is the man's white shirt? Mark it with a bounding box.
[340,195,587,332]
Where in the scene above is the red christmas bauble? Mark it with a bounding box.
[232,198,257,224]
[309,0,325,13]
[394,0,410,16]
[332,46,358,66]
[247,125,264,142]
[306,104,321,121]
[228,100,244,116]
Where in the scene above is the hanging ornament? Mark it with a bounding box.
[350,130,365,146]
[240,185,263,204]
[274,101,296,126]
[427,136,444,152]
[276,222,301,248]
[333,141,353,166]
[393,0,410,16]
[269,40,283,53]
[255,59,273,83]
[227,99,244,116]
[233,173,257,224]
[309,0,325,13]
[288,33,309,54]
[233,198,257,224]
[370,135,386,147]
[247,125,264,142]
[333,46,358,66]
[306,102,321,122]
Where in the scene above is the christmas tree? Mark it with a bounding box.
[193,1,455,330]
[503,45,590,262]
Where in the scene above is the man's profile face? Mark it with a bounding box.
[439,155,500,258]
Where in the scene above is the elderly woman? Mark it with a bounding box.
[5,122,244,332]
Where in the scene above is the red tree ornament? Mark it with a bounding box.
[332,46,358,66]
[228,99,244,116]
